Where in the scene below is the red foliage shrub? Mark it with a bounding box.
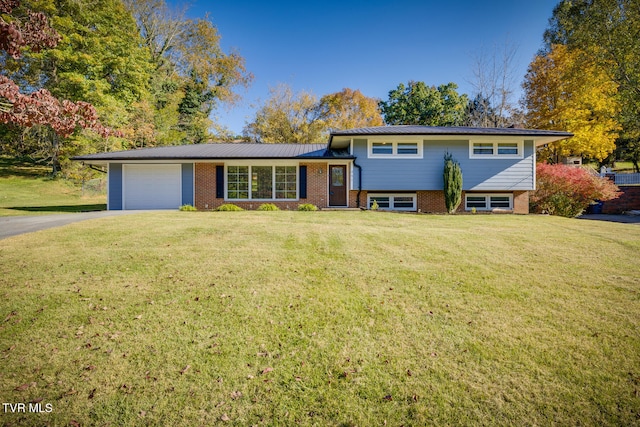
[0,0,113,138]
[530,163,620,217]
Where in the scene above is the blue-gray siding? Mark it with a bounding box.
[108,163,123,210]
[352,139,535,191]
[181,163,194,206]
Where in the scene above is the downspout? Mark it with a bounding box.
[352,157,363,209]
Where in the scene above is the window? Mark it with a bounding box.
[397,143,419,155]
[227,165,297,200]
[368,193,417,211]
[252,166,272,199]
[368,140,422,158]
[275,166,296,199]
[465,194,513,211]
[497,143,519,155]
[372,142,393,155]
[227,166,249,199]
[470,141,523,158]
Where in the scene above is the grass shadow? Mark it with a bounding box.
[8,204,107,213]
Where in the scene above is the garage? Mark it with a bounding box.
[123,164,182,210]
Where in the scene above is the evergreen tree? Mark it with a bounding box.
[443,152,462,214]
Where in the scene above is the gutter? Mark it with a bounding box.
[89,165,107,174]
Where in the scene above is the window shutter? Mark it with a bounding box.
[216,166,224,198]
[299,166,307,199]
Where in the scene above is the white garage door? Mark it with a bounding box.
[123,164,182,210]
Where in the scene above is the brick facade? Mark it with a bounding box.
[602,185,640,214]
[194,163,221,210]
[513,191,530,214]
[195,161,528,214]
[194,162,330,211]
[350,190,529,213]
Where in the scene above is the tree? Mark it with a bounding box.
[443,152,462,214]
[125,0,252,144]
[244,84,326,143]
[467,41,521,127]
[465,94,499,128]
[317,88,383,130]
[543,0,640,165]
[530,163,620,217]
[379,81,468,126]
[523,44,621,162]
[0,0,111,174]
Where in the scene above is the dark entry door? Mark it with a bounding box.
[329,165,347,206]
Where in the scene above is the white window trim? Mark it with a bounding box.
[367,139,423,159]
[469,140,524,159]
[465,193,514,211]
[367,193,417,211]
[224,163,299,201]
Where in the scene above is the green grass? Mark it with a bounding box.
[0,156,106,216]
[0,212,639,426]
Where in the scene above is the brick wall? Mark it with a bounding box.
[303,162,328,208]
[602,185,640,213]
[194,162,329,211]
[351,190,529,213]
[348,190,367,208]
[513,191,529,214]
[417,191,450,213]
[194,163,220,210]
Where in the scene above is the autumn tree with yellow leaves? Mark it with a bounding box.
[244,85,383,143]
[523,44,621,162]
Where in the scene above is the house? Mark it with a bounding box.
[73,125,572,213]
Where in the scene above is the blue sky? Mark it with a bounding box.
[177,0,560,135]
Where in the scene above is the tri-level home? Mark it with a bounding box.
[73,125,572,214]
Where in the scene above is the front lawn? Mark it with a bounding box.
[0,212,638,425]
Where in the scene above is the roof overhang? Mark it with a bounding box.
[327,126,573,150]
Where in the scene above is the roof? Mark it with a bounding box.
[328,125,573,149]
[73,126,574,164]
[73,143,329,163]
[329,125,573,138]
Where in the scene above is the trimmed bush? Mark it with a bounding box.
[179,204,197,211]
[257,203,280,211]
[216,204,244,211]
[530,163,620,217]
[297,203,318,211]
[443,152,463,214]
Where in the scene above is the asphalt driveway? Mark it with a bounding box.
[578,213,640,224]
[0,211,146,240]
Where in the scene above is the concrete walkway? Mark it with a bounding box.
[0,211,146,240]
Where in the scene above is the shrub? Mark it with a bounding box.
[297,203,318,211]
[179,204,197,211]
[371,200,379,211]
[257,203,280,211]
[530,163,620,217]
[216,204,244,211]
[443,152,463,214]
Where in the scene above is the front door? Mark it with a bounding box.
[329,165,347,206]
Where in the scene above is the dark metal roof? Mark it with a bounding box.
[73,143,330,162]
[330,125,573,138]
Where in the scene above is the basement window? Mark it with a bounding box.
[368,193,417,211]
[465,194,513,211]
